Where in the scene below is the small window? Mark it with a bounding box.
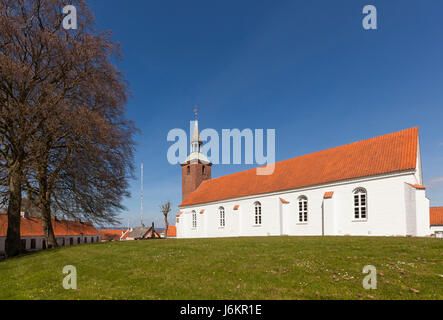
[298,196,308,222]
[354,188,367,219]
[30,239,36,249]
[192,211,197,228]
[70,238,74,245]
[187,166,190,175]
[254,202,262,225]
[219,207,225,227]
[42,240,47,249]
[21,239,26,251]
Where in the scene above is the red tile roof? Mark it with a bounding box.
[121,229,131,240]
[430,207,443,226]
[180,127,419,207]
[324,192,334,199]
[99,229,129,241]
[0,215,99,237]
[166,226,176,237]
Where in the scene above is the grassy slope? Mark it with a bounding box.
[0,237,441,300]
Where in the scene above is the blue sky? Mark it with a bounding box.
[87,0,443,227]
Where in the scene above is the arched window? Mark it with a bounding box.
[202,166,205,175]
[219,207,225,227]
[254,202,262,225]
[187,166,190,175]
[354,188,367,219]
[298,196,308,222]
[192,211,197,228]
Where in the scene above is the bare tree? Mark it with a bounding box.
[160,202,171,238]
[0,0,136,255]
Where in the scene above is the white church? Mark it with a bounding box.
[176,122,431,238]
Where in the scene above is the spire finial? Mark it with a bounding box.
[194,105,198,120]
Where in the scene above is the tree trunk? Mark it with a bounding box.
[38,166,58,249]
[6,165,23,257]
[164,216,169,239]
[40,197,57,249]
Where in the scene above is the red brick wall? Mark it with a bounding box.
[182,162,212,201]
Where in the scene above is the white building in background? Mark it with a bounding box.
[0,213,101,254]
[176,124,431,238]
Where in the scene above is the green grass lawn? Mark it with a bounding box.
[0,236,442,300]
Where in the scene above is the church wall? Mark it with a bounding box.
[178,172,426,238]
[415,190,431,236]
[404,184,431,237]
[404,184,417,235]
[202,203,240,238]
[331,174,409,236]
[322,197,336,236]
[414,139,423,185]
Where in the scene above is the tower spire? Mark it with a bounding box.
[181,109,212,201]
[191,106,202,154]
[185,108,209,163]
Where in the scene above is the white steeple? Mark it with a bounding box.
[190,120,202,153]
[185,109,209,163]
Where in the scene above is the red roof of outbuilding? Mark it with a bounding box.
[121,229,131,239]
[0,215,99,237]
[430,207,443,226]
[99,229,129,241]
[166,226,176,237]
[180,127,419,207]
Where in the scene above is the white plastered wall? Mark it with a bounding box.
[178,172,429,238]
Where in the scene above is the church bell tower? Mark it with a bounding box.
[181,111,212,202]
